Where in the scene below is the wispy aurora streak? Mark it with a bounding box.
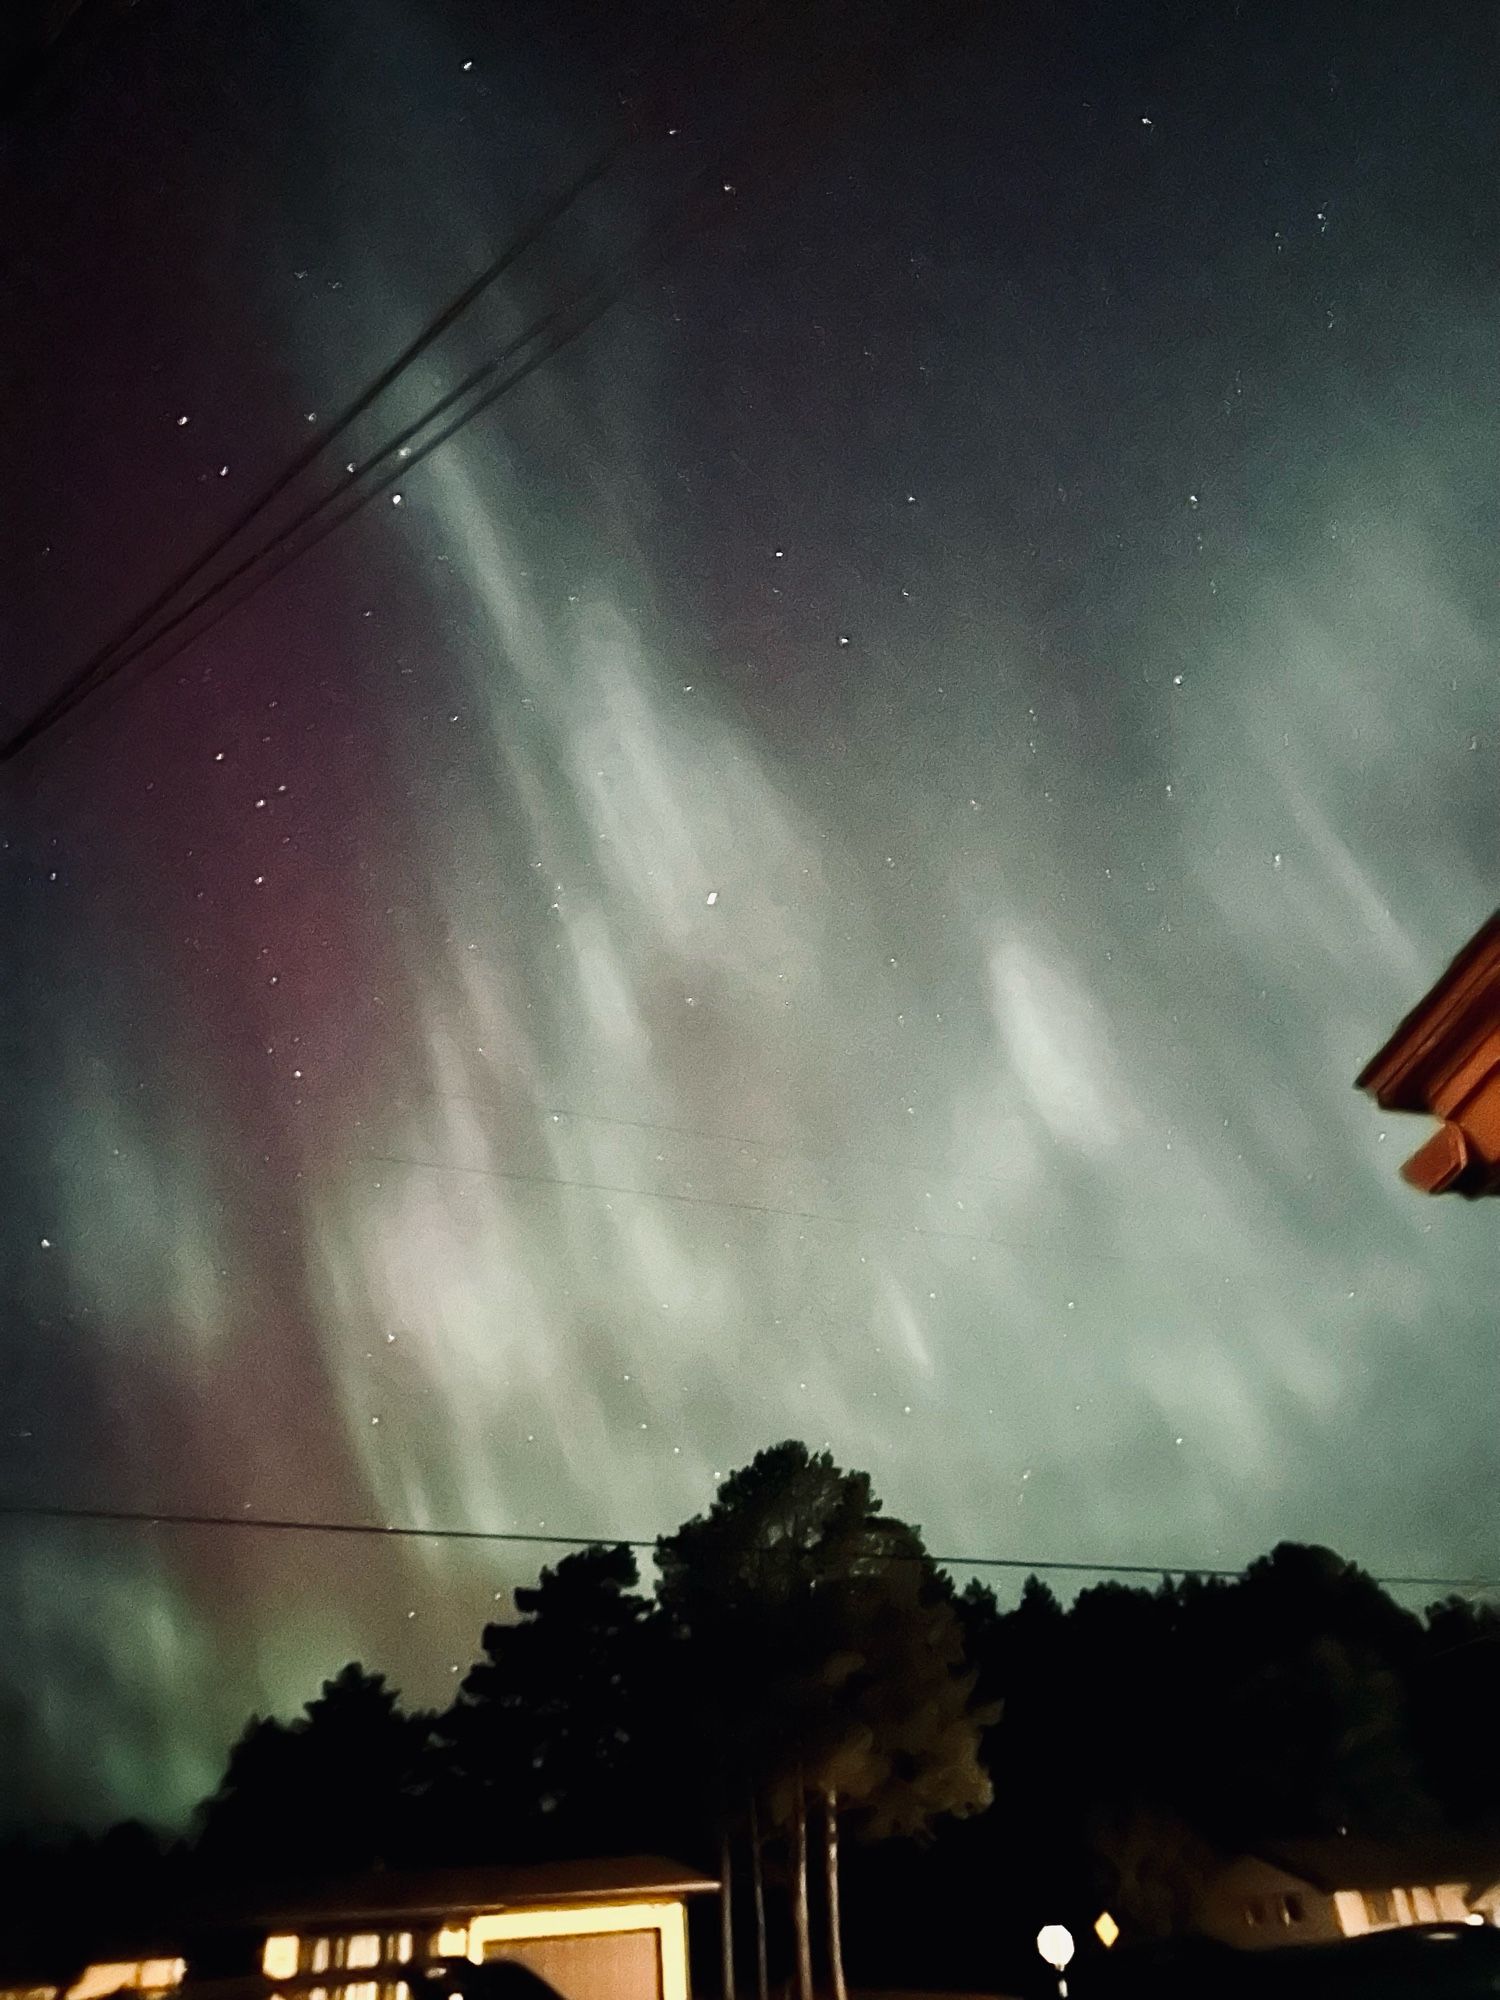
[5,0,1500,1830]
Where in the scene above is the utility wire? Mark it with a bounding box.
[1,0,807,758]
[14,1129,1365,1278]
[413,1093,1025,1196]
[0,143,628,764]
[3,0,969,764]
[13,1129,1276,1273]
[25,1078,1371,1281]
[362,1147,1043,1252]
[354,1145,1365,1284]
[16,201,703,755]
[0,1500,1490,1595]
[0,193,692,759]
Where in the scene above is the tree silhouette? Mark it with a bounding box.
[1417,1594,1500,1829]
[440,1544,669,1861]
[16,1446,1487,2000]
[196,1663,433,1877]
[951,1571,1093,1954]
[796,1520,996,2000]
[1087,1804,1224,1941]
[939,1547,1459,1954]
[1173,1545,1436,1844]
[828,1522,996,1840]
[656,1443,877,2000]
[656,1443,992,2000]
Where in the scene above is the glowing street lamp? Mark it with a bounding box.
[1036,1924,1074,1997]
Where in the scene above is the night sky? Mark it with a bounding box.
[5,0,1500,1833]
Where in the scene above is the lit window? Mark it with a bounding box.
[345,1981,378,2000]
[67,1964,185,2000]
[435,1930,468,1959]
[346,1940,381,1972]
[263,1941,299,1981]
[70,1970,140,2000]
[393,1937,413,1966]
[1364,1890,1396,1926]
[312,1943,332,1975]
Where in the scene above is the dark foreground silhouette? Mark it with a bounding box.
[6,1443,1500,1998]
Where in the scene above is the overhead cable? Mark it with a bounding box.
[0,1499,1490,1596]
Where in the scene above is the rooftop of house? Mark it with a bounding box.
[1255,1834,1500,1898]
[244,1854,719,1928]
[1356,909,1500,1111]
[0,1855,718,1992]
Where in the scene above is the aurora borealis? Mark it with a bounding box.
[5,0,1500,1831]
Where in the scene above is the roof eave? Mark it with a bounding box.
[1355,912,1500,1109]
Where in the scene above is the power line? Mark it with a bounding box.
[3,0,967,764]
[361,1147,1034,1251]
[0,1500,1492,1596]
[13,1125,1363,1280]
[1,0,807,760]
[352,1145,1355,1284]
[2,197,698,761]
[15,1068,1386,1285]
[0,143,628,764]
[421,1094,1023,1196]
[12,1061,1019,1199]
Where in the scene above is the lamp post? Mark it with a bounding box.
[1035,1925,1074,1999]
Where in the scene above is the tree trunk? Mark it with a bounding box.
[791,1776,813,2000]
[749,1789,769,2000]
[719,1820,736,2000]
[822,1787,847,2000]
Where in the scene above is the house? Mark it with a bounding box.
[1356,909,1500,1196]
[1193,1836,1500,1952]
[0,1856,717,2000]
[253,1854,717,2000]
[0,1956,185,2000]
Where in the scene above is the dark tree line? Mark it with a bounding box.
[187,1445,994,2000]
[6,1446,1500,1996]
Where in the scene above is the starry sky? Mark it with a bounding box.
[4,0,1500,1832]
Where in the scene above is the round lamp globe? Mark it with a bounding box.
[1036,1925,1074,1971]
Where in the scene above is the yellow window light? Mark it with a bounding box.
[467,1901,689,2000]
[68,1964,185,2000]
[1094,1912,1120,1949]
[68,1973,135,2000]
[262,1941,299,1982]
